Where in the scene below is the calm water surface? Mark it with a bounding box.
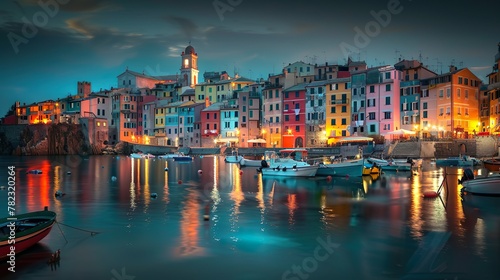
[0,155,499,280]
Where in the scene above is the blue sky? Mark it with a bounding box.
[1,0,499,116]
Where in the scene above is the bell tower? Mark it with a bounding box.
[180,43,199,87]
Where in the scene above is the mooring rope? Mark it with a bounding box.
[56,220,100,236]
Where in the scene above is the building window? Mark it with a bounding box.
[295,115,300,121]
[385,96,390,105]
[385,84,391,91]
[384,112,391,119]
[369,85,374,93]
[295,125,300,132]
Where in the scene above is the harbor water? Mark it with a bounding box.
[0,155,499,279]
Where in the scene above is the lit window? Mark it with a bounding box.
[97,122,100,126]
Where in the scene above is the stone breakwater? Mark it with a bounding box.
[0,123,128,156]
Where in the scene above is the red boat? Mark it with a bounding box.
[0,208,56,258]
[483,158,500,172]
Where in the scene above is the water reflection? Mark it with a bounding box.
[176,188,202,257]
[0,156,499,279]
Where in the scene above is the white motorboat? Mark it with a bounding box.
[316,158,364,177]
[225,148,243,163]
[130,153,155,159]
[460,172,500,195]
[257,148,318,177]
[239,157,265,167]
[158,152,183,159]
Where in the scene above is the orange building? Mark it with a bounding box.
[422,66,482,138]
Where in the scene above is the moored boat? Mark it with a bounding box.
[172,153,193,161]
[130,153,155,159]
[435,155,474,167]
[460,173,500,195]
[239,157,265,167]
[225,148,243,163]
[316,158,364,177]
[363,162,380,176]
[483,158,500,172]
[158,152,183,159]
[257,148,319,177]
[0,208,57,259]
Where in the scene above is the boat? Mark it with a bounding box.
[225,149,243,163]
[363,162,380,176]
[0,208,56,259]
[239,157,265,167]
[435,155,475,167]
[460,171,500,195]
[257,148,319,177]
[316,157,364,177]
[158,152,184,159]
[130,153,155,159]
[27,169,43,174]
[172,153,193,161]
[483,158,500,172]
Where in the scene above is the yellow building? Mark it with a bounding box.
[325,77,351,145]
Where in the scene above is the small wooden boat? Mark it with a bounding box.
[483,158,500,172]
[0,208,56,259]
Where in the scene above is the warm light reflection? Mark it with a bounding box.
[143,158,150,210]
[176,189,202,257]
[26,160,50,212]
[163,161,169,204]
[130,158,136,210]
[287,194,297,225]
[52,165,63,217]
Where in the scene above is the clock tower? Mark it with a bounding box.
[180,44,199,87]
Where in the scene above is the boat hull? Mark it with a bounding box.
[0,210,56,259]
[483,158,500,172]
[435,157,474,167]
[239,158,264,167]
[461,176,500,195]
[225,155,243,163]
[260,166,319,177]
[316,160,364,177]
[173,156,193,161]
[381,164,412,172]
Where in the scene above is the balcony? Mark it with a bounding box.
[220,104,238,110]
[203,129,218,136]
[330,99,349,105]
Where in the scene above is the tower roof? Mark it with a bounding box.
[184,45,195,55]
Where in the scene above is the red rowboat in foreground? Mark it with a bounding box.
[1,208,56,259]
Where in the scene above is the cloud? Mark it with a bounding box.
[66,18,94,39]
[164,15,198,41]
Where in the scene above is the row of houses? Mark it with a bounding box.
[5,43,500,148]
